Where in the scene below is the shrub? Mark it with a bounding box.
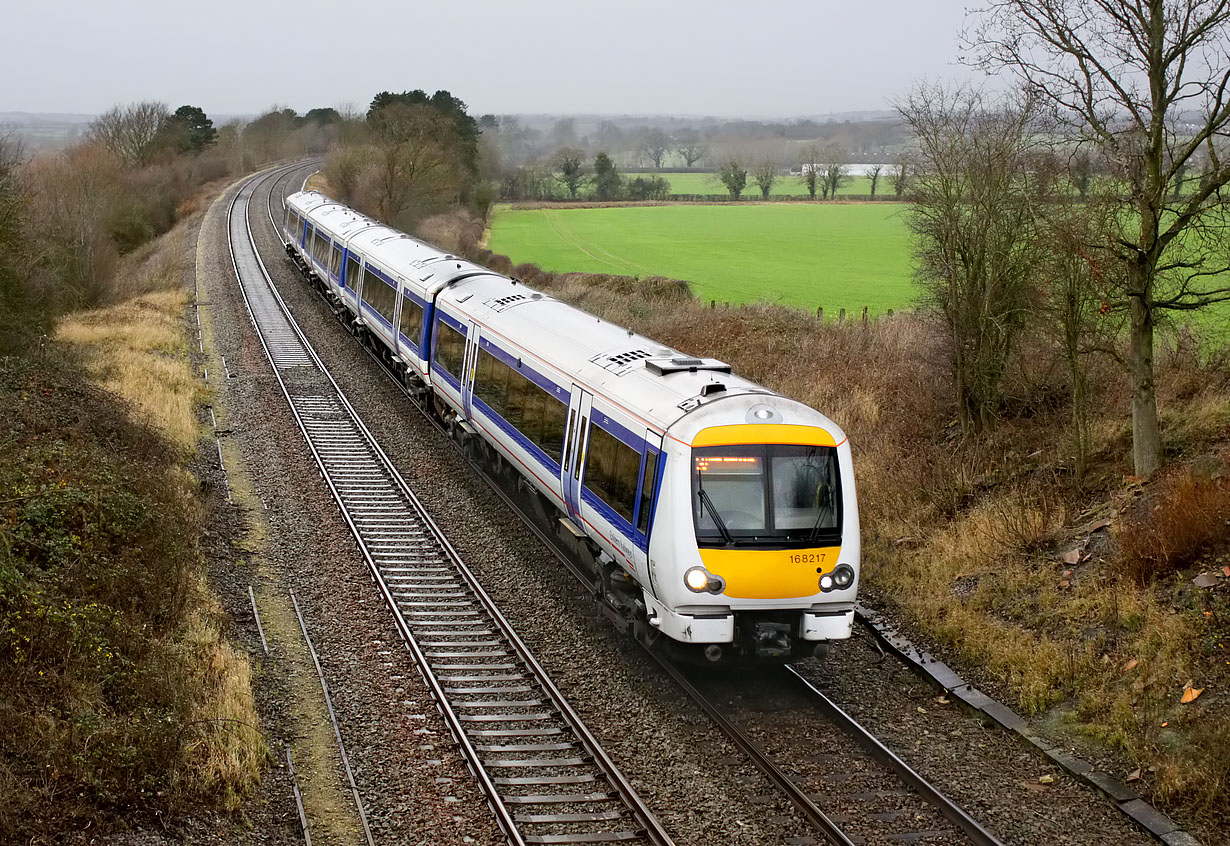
[1116,461,1230,583]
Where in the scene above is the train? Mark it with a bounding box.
[281,189,860,664]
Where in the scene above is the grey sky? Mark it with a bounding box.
[5,0,976,118]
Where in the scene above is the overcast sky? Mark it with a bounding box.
[5,0,977,118]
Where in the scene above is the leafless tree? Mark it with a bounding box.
[897,83,1044,434]
[638,128,671,169]
[362,103,463,228]
[967,0,1230,477]
[866,163,884,196]
[88,101,170,167]
[675,129,709,168]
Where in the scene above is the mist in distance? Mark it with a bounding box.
[1,0,974,118]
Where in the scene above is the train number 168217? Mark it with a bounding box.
[788,552,827,565]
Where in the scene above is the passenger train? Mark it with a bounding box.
[282,190,860,664]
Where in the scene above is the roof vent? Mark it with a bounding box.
[645,357,732,376]
[592,348,653,375]
[700,383,726,397]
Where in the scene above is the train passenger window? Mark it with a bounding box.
[328,244,343,279]
[313,231,329,265]
[584,423,639,523]
[362,267,396,325]
[473,348,568,463]
[345,255,361,289]
[637,449,659,534]
[285,209,297,237]
[540,392,568,461]
[399,296,424,347]
[434,319,466,380]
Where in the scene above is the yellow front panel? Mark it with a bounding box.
[691,424,838,448]
[699,546,842,599]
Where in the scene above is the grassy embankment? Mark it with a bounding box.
[445,212,1230,836]
[488,203,913,315]
[0,216,263,838]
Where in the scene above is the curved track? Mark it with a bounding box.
[231,164,674,846]
[256,165,1010,846]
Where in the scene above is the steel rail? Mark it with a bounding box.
[784,667,1005,846]
[261,164,1005,846]
[234,165,674,846]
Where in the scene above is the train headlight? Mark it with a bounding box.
[685,567,711,592]
[819,565,856,592]
[684,567,724,594]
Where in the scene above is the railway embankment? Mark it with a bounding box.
[436,218,1230,843]
[0,209,265,838]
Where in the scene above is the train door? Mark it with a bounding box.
[561,387,593,524]
[460,325,479,419]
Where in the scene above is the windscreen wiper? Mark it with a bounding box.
[807,482,835,544]
[697,471,734,545]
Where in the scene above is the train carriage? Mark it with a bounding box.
[283,190,859,664]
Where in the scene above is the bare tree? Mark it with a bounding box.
[753,159,777,199]
[675,129,709,168]
[1039,199,1123,478]
[638,128,671,169]
[968,0,1230,477]
[88,101,170,166]
[866,163,884,196]
[362,103,463,228]
[897,84,1043,434]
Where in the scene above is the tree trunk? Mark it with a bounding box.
[1128,285,1162,477]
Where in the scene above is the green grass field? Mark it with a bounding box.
[651,171,893,198]
[489,203,915,314]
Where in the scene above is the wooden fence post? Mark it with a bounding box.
[887,308,894,317]
[816,306,823,322]
[862,306,869,327]
[710,299,716,309]
[838,308,846,322]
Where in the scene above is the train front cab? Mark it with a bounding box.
[646,418,860,663]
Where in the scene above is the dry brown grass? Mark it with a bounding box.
[56,224,202,454]
[468,248,1230,832]
[176,578,265,809]
[25,215,264,830]
[1116,463,1230,584]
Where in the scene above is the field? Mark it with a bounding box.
[649,171,893,198]
[488,203,914,314]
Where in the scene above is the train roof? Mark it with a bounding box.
[437,272,791,434]
[286,191,846,442]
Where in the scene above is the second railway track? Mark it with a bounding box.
[229,164,673,846]
[248,164,1013,846]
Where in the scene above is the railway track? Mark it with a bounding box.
[252,165,1008,846]
[230,164,674,846]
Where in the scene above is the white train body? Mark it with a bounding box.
[283,190,860,663]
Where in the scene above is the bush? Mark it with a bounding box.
[1116,461,1230,583]
[0,353,241,837]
